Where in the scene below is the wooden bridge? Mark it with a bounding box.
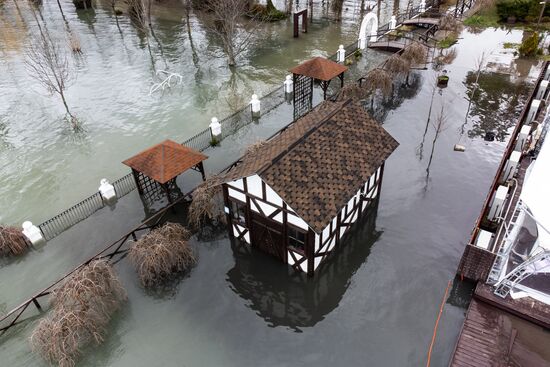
[402,17,440,27]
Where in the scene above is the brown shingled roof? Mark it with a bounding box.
[224,99,399,233]
[123,140,207,184]
[289,57,348,81]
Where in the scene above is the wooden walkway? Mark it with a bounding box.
[475,283,550,329]
[368,41,407,52]
[449,298,550,367]
[402,17,440,26]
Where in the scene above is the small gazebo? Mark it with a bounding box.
[290,57,348,100]
[123,139,207,204]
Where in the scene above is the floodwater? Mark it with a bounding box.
[0,0,396,225]
[0,1,543,366]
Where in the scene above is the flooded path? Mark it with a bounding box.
[0,1,543,366]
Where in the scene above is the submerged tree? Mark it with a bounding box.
[384,53,411,77]
[0,225,28,257]
[426,103,448,177]
[202,0,262,67]
[129,223,196,288]
[25,33,78,129]
[402,41,428,66]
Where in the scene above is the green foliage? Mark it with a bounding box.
[438,35,458,48]
[518,32,540,56]
[344,58,353,66]
[250,0,287,21]
[495,0,550,22]
[496,0,530,21]
[354,49,363,58]
[464,14,500,27]
[210,136,220,146]
[503,42,520,48]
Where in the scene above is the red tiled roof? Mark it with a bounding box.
[289,57,348,81]
[122,140,207,184]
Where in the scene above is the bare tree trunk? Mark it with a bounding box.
[184,5,200,67]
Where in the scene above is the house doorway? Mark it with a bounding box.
[250,212,285,262]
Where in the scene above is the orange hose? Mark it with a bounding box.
[426,279,452,367]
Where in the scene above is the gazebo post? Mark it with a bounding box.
[339,72,345,88]
[131,169,143,195]
[162,182,173,204]
[197,162,206,182]
[309,77,314,103]
[320,79,331,100]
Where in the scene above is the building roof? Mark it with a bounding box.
[122,140,207,184]
[289,57,348,81]
[224,99,399,233]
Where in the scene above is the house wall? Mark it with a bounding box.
[312,165,382,272]
[223,164,384,276]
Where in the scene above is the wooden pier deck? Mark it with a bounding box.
[449,298,550,367]
[475,283,550,329]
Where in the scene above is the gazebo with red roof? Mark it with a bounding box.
[123,139,207,204]
[289,57,348,101]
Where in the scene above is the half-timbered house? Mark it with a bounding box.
[222,99,398,276]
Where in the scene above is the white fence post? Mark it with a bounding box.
[99,179,117,202]
[22,221,45,246]
[337,45,346,62]
[284,75,294,94]
[209,117,222,143]
[250,94,261,117]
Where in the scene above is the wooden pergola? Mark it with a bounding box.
[289,57,348,100]
[123,139,207,204]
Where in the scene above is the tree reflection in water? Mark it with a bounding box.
[463,71,530,142]
[226,199,382,331]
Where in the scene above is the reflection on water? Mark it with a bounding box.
[1,0,402,224]
[463,71,530,142]
[226,200,381,330]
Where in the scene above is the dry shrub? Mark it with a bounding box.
[439,15,463,33]
[0,225,28,257]
[336,83,369,101]
[384,53,411,76]
[188,175,224,229]
[243,140,266,156]
[68,31,81,53]
[364,68,393,97]
[30,260,126,367]
[402,41,428,65]
[129,223,195,287]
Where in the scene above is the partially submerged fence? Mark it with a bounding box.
[21,1,447,243]
[29,85,286,242]
[0,195,189,336]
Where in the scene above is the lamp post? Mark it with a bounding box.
[538,0,547,26]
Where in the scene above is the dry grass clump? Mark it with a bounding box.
[364,68,393,97]
[68,31,81,54]
[0,225,28,257]
[402,41,428,65]
[129,223,195,287]
[336,83,369,101]
[30,260,126,367]
[439,15,463,33]
[384,53,411,76]
[244,140,267,156]
[188,175,224,229]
